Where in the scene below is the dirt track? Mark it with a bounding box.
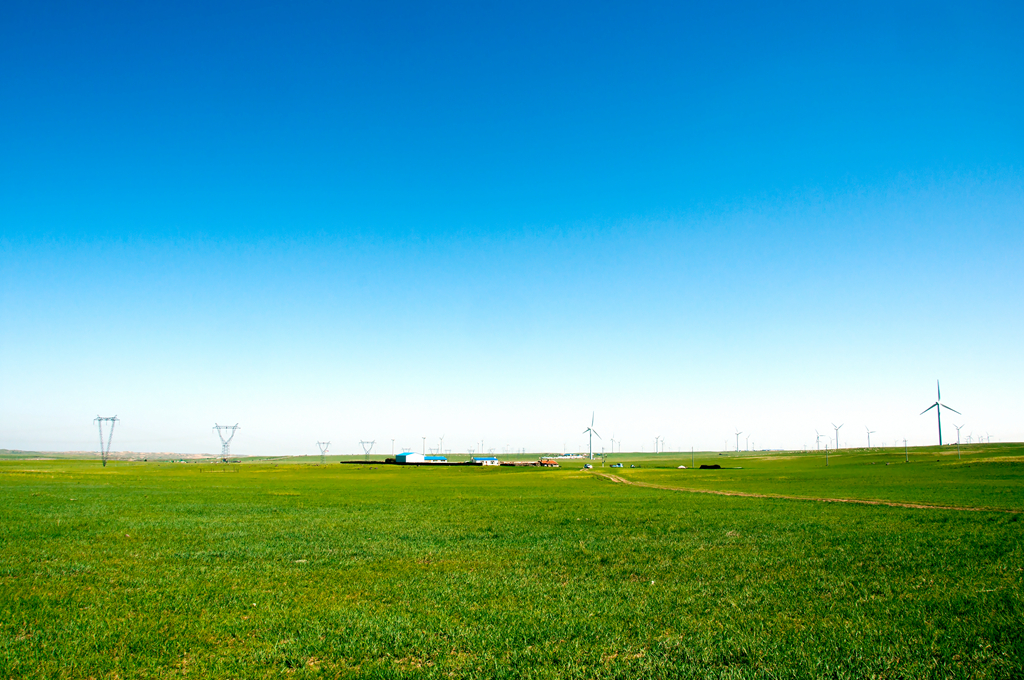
[589,472,1021,514]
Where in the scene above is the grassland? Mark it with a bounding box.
[1,445,1022,678]
[615,443,1024,511]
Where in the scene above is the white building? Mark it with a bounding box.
[396,452,424,463]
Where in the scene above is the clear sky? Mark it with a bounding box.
[2,1,1022,455]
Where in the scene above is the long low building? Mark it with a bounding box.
[396,452,424,463]
[396,453,448,464]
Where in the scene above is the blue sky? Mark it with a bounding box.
[2,1,1022,455]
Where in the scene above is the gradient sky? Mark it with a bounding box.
[2,1,1022,455]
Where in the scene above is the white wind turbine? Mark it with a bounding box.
[920,380,960,445]
[583,412,601,461]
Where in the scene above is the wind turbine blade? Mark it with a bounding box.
[937,380,941,401]
[591,412,595,427]
[941,404,961,415]
[593,430,602,439]
[920,403,938,415]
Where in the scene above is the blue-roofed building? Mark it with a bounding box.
[396,452,424,463]
[472,457,500,466]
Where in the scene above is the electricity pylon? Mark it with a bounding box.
[360,440,375,462]
[95,415,119,467]
[317,441,330,465]
[214,423,240,457]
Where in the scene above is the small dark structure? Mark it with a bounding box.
[699,464,722,470]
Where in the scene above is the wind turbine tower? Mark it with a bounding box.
[831,423,843,451]
[953,423,964,459]
[734,430,742,453]
[865,427,875,449]
[919,380,960,446]
[583,412,601,460]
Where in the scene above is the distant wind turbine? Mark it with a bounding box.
[829,423,843,466]
[832,423,843,450]
[953,423,964,459]
[865,426,875,449]
[734,430,742,453]
[815,430,824,451]
[583,412,601,461]
[920,380,960,445]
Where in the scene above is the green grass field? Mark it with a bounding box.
[2,445,1022,678]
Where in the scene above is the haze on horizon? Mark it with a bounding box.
[1,1,1022,456]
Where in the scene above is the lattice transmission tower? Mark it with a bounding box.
[214,423,240,457]
[94,415,119,467]
[360,440,375,462]
[317,441,330,465]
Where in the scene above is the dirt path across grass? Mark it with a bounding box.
[590,472,1022,514]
